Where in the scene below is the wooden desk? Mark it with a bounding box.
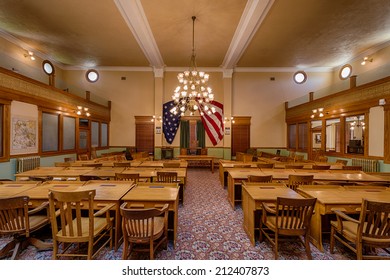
[218,160,258,187]
[121,184,179,247]
[138,160,188,168]
[0,181,40,198]
[227,169,265,210]
[14,167,66,180]
[121,168,156,182]
[19,180,135,251]
[297,188,390,251]
[82,167,125,180]
[177,155,215,173]
[242,182,303,246]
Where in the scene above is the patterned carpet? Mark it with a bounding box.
[1,168,360,260]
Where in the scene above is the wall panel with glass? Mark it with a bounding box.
[345,115,365,154]
[325,119,341,153]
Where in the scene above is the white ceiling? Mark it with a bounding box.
[1,0,390,71]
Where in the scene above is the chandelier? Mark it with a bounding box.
[170,16,215,116]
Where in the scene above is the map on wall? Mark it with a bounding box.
[11,115,38,155]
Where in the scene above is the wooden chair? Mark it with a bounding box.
[248,175,273,183]
[257,163,274,169]
[0,196,51,260]
[200,148,208,155]
[113,162,132,167]
[48,189,114,260]
[163,162,181,168]
[180,148,188,155]
[115,173,140,183]
[260,197,317,259]
[330,198,390,259]
[312,165,331,170]
[342,165,363,171]
[336,159,348,166]
[287,174,314,191]
[120,203,168,260]
[156,171,178,183]
[78,153,89,160]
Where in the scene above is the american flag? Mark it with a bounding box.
[163,100,181,144]
[199,100,224,146]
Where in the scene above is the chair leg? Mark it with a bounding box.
[122,241,128,260]
[329,227,335,254]
[52,241,58,260]
[10,241,22,260]
[29,237,53,251]
[356,242,363,260]
[0,240,17,259]
[274,234,278,260]
[87,241,93,260]
[150,239,154,260]
[304,235,312,260]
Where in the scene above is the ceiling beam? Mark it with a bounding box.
[114,0,164,68]
[221,0,275,70]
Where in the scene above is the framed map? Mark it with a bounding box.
[11,115,38,155]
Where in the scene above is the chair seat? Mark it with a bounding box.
[330,220,390,244]
[56,216,113,242]
[264,216,307,236]
[29,215,50,231]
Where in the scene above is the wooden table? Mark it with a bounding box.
[242,182,304,245]
[297,187,390,251]
[177,155,216,173]
[218,160,258,187]
[14,167,66,180]
[82,167,125,180]
[227,169,270,210]
[18,180,135,251]
[138,160,188,168]
[121,183,179,247]
[0,181,41,198]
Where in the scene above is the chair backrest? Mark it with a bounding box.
[200,148,208,155]
[257,163,274,169]
[0,196,29,235]
[163,162,180,168]
[180,148,188,155]
[287,174,314,191]
[156,172,178,183]
[312,165,331,170]
[48,189,95,240]
[120,203,168,242]
[113,162,132,167]
[342,165,363,171]
[274,197,317,233]
[248,175,273,183]
[336,159,348,166]
[115,173,140,182]
[78,153,89,161]
[358,199,390,242]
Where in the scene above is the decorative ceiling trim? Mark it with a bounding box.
[114,0,164,68]
[221,0,275,69]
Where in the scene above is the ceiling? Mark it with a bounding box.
[1,0,390,71]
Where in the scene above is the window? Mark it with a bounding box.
[288,124,297,149]
[345,115,365,154]
[293,71,307,84]
[339,64,352,80]
[298,122,308,150]
[0,105,3,158]
[101,123,108,147]
[86,69,99,83]
[325,118,341,152]
[63,116,76,150]
[42,60,54,75]
[91,121,99,147]
[42,112,59,152]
